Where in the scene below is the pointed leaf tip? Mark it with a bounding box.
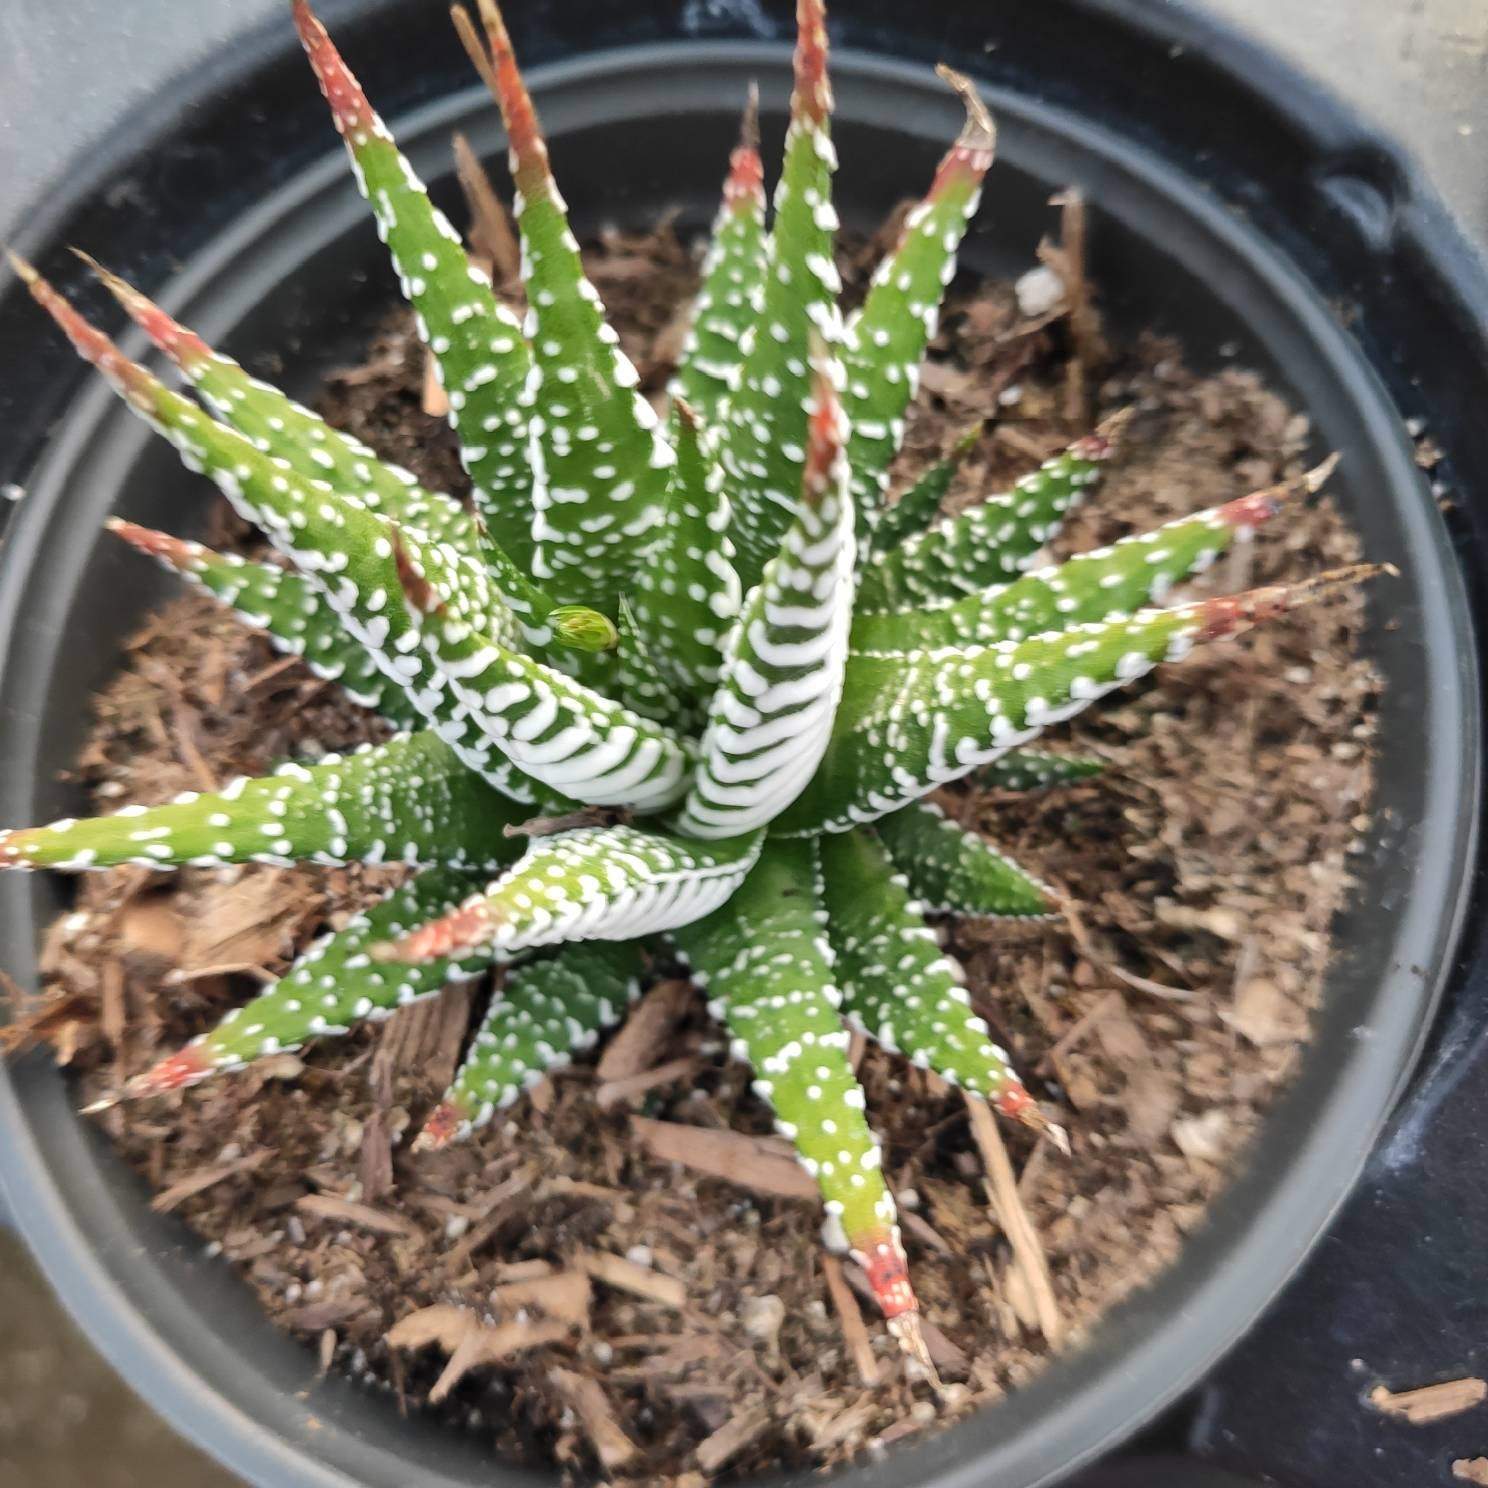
[5,248,37,286]
[1196,563,1385,641]
[458,0,548,192]
[116,1043,215,1104]
[1304,450,1343,493]
[887,1309,937,1377]
[741,80,761,152]
[73,251,210,368]
[14,258,155,409]
[1070,405,1136,463]
[792,0,832,128]
[934,64,996,158]
[292,0,375,137]
[105,517,199,566]
[725,85,765,208]
[1216,454,1341,532]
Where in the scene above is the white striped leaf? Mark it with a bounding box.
[674,346,855,838]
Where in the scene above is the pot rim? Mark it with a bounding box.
[0,27,1481,1488]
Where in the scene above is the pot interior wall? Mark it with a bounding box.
[0,43,1473,1488]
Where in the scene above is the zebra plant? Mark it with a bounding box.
[3,0,1366,1363]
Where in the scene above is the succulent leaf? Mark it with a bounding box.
[673,838,917,1326]
[676,348,855,839]
[874,800,1053,916]
[107,520,417,722]
[417,940,644,1148]
[0,730,525,873]
[975,748,1103,793]
[293,0,537,570]
[380,822,764,963]
[717,0,842,589]
[613,596,695,729]
[87,254,615,658]
[853,465,1306,650]
[10,256,556,802]
[843,69,994,541]
[628,401,741,705]
[671,87,768,424]
[871,421,982,556]
[854,426,1114,614]
[83,256,481,558]
[458,0,673,607]
[819,827,1042,1121]
[781,573,1370,834]
[412,603,696,812]
[118,867,504,1100]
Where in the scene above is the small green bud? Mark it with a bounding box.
[550,604,619,652]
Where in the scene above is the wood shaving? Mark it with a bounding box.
[1369,1378,1487,1425]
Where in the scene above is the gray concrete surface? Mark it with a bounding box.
[0,4,1483,1487]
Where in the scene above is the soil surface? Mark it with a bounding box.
[8,210,1378,1482]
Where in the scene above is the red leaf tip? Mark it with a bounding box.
[106,517,204,570]
[724,85,765,211]
[853,1224,918,1321]
[792,0,832,129]
[293,0,376,138]
[13,258,157,410]
[74,251,212,369]
[373,898,494,964]
[411,1099,465,1152]
[453,0,551,196]
[120,1042,216,1102]
[1195,563,1386,642]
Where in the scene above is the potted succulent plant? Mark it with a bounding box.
[0,0,1479,1485]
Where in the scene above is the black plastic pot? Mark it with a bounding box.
[0,4,1484,1487]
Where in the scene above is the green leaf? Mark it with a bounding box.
[613,596,695,729]
[0,730,526,873]
[779,571,1366,834]
[88,255,619,659]
[843,70,994,541]
[854,427,1115,614]
[853,467,1302,650]
[377,821,764,963]
[673,838,915,1321]
[628,401,741,706]
[416,941,644,1148]
[676,346,855,839]
[106,520,420,726]
[820,828,1040,1118]
[974,748,1103,793]
[12,255,553,785]
[671,87,768,424]
[295,0,536,570]
[461,0,673,608]
[874,800,1052,916]
[84,256,482,559]
[117,867,504,1099]
[870,421,982,556]
[412,598,696,813]
[716,0,842,589]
